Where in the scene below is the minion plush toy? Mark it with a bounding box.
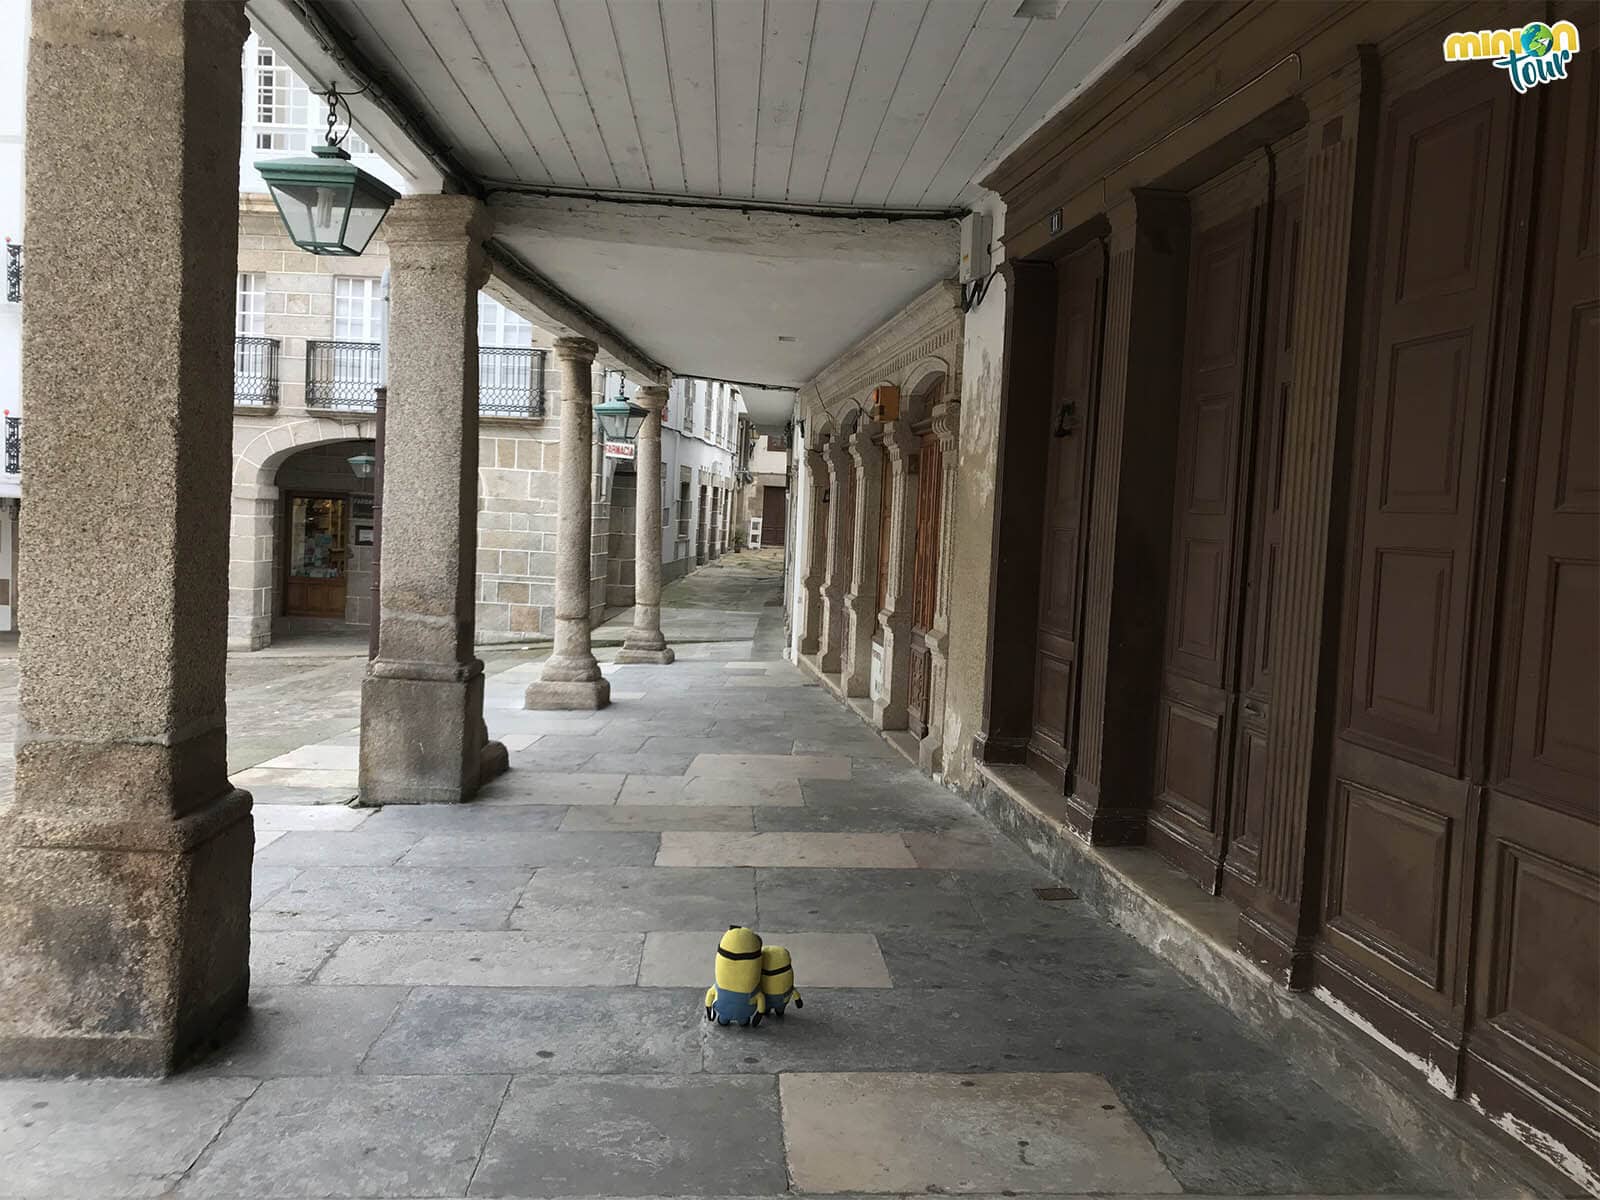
[760,945,803,1017]
[705,926,766,1027]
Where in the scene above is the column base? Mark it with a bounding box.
[615,644,675,665]
[525,677,612,710]
[360,662,501,805]
[0,786,252,1076]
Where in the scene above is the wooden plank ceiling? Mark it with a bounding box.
[322,0,1159,211]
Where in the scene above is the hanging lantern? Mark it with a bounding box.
[593,396,649,445]
[347,452,376,478]
[256,87,398,257]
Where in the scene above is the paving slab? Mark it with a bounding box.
[619,774,804,807]
[687,753,851,780]
[902,828,1049,871]
[356,803,568,833]
[251,866,532,931]
[754,868,985,933]
[181,1075,507,1198]
[254,743,359,770]
[658,831,919,868]
[639,931,890,987]
[559,804,755,831]
[252,829,423,867]
[251,803,372,832]
[317,930,645,987]
[361,986,706,1075]
[246,783,361,806]
[253,830,285,851]
[0,1077,258,1199]
[250,864,300,910]
[469,1074,786,1197]
[471,771,626,806]
[780,1072,1182,1195]
[232,766,361,790]
[585,750,700,775]
[189,985,408,1077]
[399,831,659,869]
[510,866,757,932]
[249,930,347,984]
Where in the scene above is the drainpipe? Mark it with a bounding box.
[368,269,390,659]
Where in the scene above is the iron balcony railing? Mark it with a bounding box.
[306,339,381,410]
[479,346,547,417]
[3,242,19,304]
[234,336,281,407]
[4,416,19,475]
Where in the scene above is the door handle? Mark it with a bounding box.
[1053,401,1078,438]
[1242,699,1264,719]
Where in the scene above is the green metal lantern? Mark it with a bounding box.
[257,143,399,257]
[594,395,649,445]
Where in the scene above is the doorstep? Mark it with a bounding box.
[970,761,1579,1200]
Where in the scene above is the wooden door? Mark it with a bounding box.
[761,485,786,546]
[284,495,349,618]
[1028,242,1104,790]
[1149,208,1262,888]
[875,445,893,615]
[1464,47,1599,1156]
[907,433,942,738]
[1320,64,1518,1084]
[1224,183,1303,894]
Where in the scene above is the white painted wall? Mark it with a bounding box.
[786,412,809,660]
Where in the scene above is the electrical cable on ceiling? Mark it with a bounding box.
[962,268,998,313]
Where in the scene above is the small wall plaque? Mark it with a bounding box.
[1048,208,1063,236]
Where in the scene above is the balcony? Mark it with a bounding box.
[479,346,547,418]
[305,340,382,411]
[3,242,18,304]
[234,336,281,408]
[4,416,19,475]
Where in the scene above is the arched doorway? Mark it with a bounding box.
[274,439,376,629]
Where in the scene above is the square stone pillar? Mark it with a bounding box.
[526,337,611,709]
[360,195,508,803]
[921,400,962,776]
[873,421,918,729]
[227,484,278,651]
[617,384,674,664]
[843,421,884,698]
[819,437,852,674]
[798,447,827,655]
[0,0,253,1075]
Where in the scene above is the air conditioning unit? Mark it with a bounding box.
[870,385,900,423]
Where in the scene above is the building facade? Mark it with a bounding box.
[783,4,1597,1184]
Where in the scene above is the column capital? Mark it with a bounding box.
[847,420,884,460]
[553,335,599,367]
[635,383,669,409]
[882,419,918,462]
[383,193,492,247]
[1106,188,1187,252]
[931,400,962,450]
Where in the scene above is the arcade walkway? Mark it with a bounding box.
[1,554,1499,1197]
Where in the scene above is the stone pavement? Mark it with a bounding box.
[0,552,1501,1198]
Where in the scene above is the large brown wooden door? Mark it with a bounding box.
[1149,207,1262,889]
[1225,182,1304,894]
[1320,64,1519,1086]
[761,485,787,546]
[1463,47,1598,1158]
[907,432,942,738]
[1028,242,1104,789]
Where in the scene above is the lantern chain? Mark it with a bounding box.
[321,81,370,150]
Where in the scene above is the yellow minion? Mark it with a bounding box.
[760,944,802,1016]
[705,926,766,1027]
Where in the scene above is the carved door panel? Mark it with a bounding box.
[1224,185,1303,894]
[1466,47,1599,1155]
[1320,65,1516,1082]
[1028,242,1104,791]
[908,433,942,738]
[1150,209,1261,889]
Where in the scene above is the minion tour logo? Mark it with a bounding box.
[1443,20,1581,92]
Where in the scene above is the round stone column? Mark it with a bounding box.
[526,336,611,709]
[617,384,675,664]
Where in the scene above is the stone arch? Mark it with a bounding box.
[228,416,378,651]
[901,358,951,426]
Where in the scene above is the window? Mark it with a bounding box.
[236,273,266,335]
[251,46,310,152]
[477,294,532,348]
[334,276,381,342]
[677,479,692,541]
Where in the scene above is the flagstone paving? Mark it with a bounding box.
[0,552,1508,1197]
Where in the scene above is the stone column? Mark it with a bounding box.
[921,400,962,775]
[526,337,611,709]
[0,0,252,1074]
[843,420,884,698]
[819,437,852,673]
[798,446,827,655]
[360,194,508,803]
[228,484,278,650]
[873,421,918,729]
[617,384,674,664]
